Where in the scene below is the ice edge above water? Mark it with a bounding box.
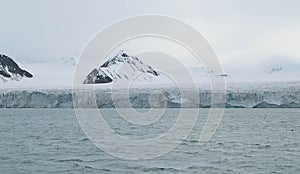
[0,85,299,108]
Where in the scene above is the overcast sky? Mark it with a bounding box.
[1,0,300,70]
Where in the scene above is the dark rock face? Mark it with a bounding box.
[0,54,33,80]
[84,50,159,84]
[95,74,113,83]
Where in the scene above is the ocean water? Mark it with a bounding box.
[0,109,299,174]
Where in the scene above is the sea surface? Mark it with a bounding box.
[0,109,299,174]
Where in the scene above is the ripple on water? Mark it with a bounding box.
[0,108,299,174]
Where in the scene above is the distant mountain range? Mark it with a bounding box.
[84,50,160,84]
[1,51,299,89]
[0,54,33,81]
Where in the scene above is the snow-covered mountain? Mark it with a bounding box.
[269,66,283,74]
[222,55,300,83]
[0,56,75,90]
[0,54,33,82]
[84,50,160,84]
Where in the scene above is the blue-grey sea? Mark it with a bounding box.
[0,109,299,174]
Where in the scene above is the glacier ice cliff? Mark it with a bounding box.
[0,88,299,108]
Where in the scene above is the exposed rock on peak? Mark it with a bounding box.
[0,54,33,81]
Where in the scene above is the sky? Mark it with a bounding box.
[0,0,300,79]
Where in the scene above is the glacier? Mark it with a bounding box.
[0,86,299,108]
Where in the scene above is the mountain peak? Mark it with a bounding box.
[84,50,160,84]
[117,49,130,58]
[100,49,138,68]
[0,54,33,81]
